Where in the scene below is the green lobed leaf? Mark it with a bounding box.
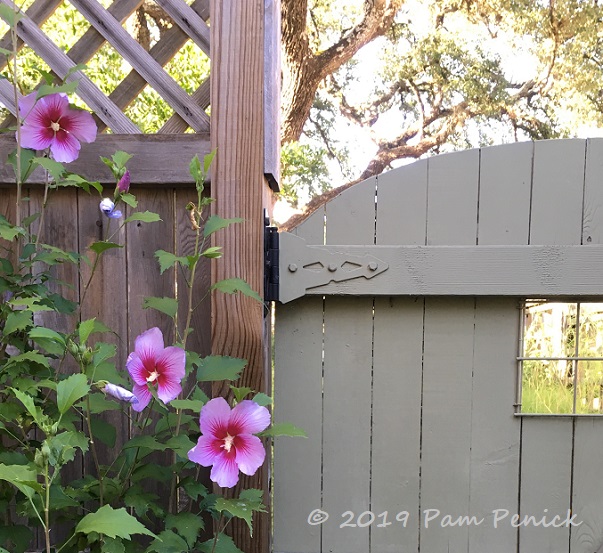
[0,524,32,553]
[36,81,79,99]
[7,148,36,183]
[101,536,126,553]
[57,373,91,414]
[145,530,188,553]
[189,154,202,182]
[0,464,40,499]
[120,193,137,207]
[143,296,178,318]
[78,317,96,343]
[90,417,116,448]
[90,241,123,255]
[80,393,121,414]
[43,431,89,466]
[32,157,65,181]
[11,388,43,425]
[199,533,244,553]
[165,434,195,459]
[166,512,205,548]
[215,489,266,536]
[259,422,307,438]
[29,326,66,346]
[0,219,25,241]
[154,249,189,275]
[196,355,247,382]
[112,151,133,168]
[123,435,168,451]
[203,215,244,237]
[76,505,156,540]
[201,246,222,258]
[169,399,205,411]
[252,392,273,407]
[211,278,262,302]
[3,310,32,335]
[230,386,254,403]
[203,149,217,174]
[0,5,23,28]
[124,211,161,224]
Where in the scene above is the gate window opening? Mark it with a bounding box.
[519,301,603,415]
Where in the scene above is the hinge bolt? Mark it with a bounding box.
[368,262,378,271]
[288,263,298,272]
[328,264,338,272]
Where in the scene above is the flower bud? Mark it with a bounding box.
[116,170,130,193]
[99,198,122,219]
[103,382,139,405]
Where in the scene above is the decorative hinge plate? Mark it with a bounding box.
[279,233,388,303]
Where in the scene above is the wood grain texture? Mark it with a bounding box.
[263,0,281,188]
[0,0,140,133]
[154,0,210,55]
[209,1,271,551]
[0,135,211,185]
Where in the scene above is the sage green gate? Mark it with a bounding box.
[273,139,603,553]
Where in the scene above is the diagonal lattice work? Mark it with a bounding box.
[0,0,210,134]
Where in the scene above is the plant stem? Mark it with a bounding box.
[210,514,225,553]
[44,462,51,553]
[84,394,104,506]
[34,169,52,249]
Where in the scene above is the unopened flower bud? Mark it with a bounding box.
[116,170,130,194]
[99,198,122,219]
[103,382,139,405]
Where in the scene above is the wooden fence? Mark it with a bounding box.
[274,138,603,553]
[0,1,278,551]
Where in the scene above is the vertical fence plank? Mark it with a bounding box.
[126,187,175,518]
[420,148,479,552]
[78,189,130,471]
[570,137,603,553]
[320,182,375,553]
[520,138,587,552]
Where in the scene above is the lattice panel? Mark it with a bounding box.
[0,0,210,133]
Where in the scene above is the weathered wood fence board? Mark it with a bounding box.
[274,138,603,553]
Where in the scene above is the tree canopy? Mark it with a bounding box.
[281,0,603,210]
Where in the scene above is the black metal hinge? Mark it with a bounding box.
[264,212,279,302]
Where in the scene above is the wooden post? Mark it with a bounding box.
[210,1,277,552]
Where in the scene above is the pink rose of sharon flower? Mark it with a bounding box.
[18,92,97,163]
[188,397,271,488]
[126,327,185,412]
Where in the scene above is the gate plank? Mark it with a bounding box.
[273,195,327,553]
[421,147,479,552]
[371,296,424,553]
[469,298,521,552]
[273,297,325,553]
[321,182,376,553]
[570,140,603,553]
[478,141,532,246]
[519,138,586,551]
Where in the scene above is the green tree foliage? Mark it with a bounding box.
[280,0,603,208]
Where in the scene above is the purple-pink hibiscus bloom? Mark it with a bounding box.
[126,327,185,412]
[18,92,97,163]
[188,397,271,488]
